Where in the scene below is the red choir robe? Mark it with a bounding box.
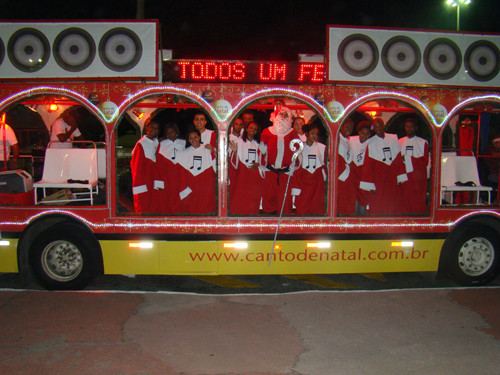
[360,133,408,216]
[228,133,241,197]
[177,145,216,214]
[399,135,430,214]
[201,129,217,149]
[229,138,264,215]
[292,141,327,216]
[131,135,161,214]
[260,127,300,214]
[348,135,371,209]
[337,134,355,216]
[156,138,185,214]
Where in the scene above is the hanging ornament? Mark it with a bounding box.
[325,100,344,121]
[202,90,215,103]
[99,100,118,120]
[213,99,232,119]
[314,92,325,105]
[431,103,448,123]
[88,92,101,105]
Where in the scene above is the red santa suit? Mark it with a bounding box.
[292,141,327,216]
[337,134,356,216]
[348,135,371,210]
[456,124,474,203]
[201,129,217,149]
[360,133,408,216]
[399,135,429,214]
[229,137,264,215]
[260,107,300,214]
[177,145,216,214]
[458,124,474,156]
[156,138,185,214]
[131,135,161,214]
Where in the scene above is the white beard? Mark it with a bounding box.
[269,107,292,137]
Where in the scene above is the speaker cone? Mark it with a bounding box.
[382,36,421,78]
[424,38,462,80]
[53,28,96,72]
[0,37,4,66]
[99,28,142,72]
[7,28,50,72]
[464,40,499,82]
[338,34,379,77]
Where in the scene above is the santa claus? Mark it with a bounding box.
[260,105,300,214]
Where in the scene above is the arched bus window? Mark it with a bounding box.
[116,95,218,216]
[337,99,433,217]
[227,96,329,216]
[0,95,106,207]
[440,101,500,206]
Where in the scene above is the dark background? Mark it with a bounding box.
[2,0,499,61]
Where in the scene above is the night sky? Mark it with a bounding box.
[2,0,499,60]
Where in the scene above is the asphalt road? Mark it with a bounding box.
[1,271,499,293]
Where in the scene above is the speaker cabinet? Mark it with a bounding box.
[0,21,158,80]
[328,26,499,88]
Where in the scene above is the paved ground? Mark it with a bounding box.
[0,287,499,375]
[2,270,489,293]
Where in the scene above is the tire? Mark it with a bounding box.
[441,224,499,286]
[30,223,96,290]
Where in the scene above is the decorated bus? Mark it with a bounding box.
[0,21,499,289]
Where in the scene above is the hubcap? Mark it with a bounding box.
[41,240,83,282]
[458,237,495,277]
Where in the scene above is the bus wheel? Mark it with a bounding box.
[443,225,499,286]
[30,224,94,290]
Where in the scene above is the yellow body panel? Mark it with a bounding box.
[0,239,19,273]
[159,241,218,274]
[99,238,444,275]
[100,240,161,275]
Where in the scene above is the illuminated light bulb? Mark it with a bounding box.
[223,242,248,249]
[129,242,153,249]
[132,109,145,119]
[48,104,58,112]
[391,241,414,247]
[307,242,331,248]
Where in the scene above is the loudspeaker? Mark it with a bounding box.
[0,169,33,194]
[328,26,500,88]
[0,21,158,80]
[53,27,96,72]
[0,36,4,66]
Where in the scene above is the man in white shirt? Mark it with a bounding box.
[0,115,19,170]
[193,112,216,150]
[50,109,84,149]
[229,117,243,144]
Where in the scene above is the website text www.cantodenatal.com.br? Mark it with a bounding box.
[189,248,430,263]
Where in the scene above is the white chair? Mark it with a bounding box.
[34,148,98,205]
[441,155,492,205]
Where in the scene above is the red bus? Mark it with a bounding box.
[0,21,499,289]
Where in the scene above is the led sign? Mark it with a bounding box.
[163,60,325,84]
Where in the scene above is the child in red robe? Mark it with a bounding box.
[229,122,264,215]
[178,129,217,215]
[292,123,327,215]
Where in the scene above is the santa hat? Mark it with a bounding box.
[493,135,500,144]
